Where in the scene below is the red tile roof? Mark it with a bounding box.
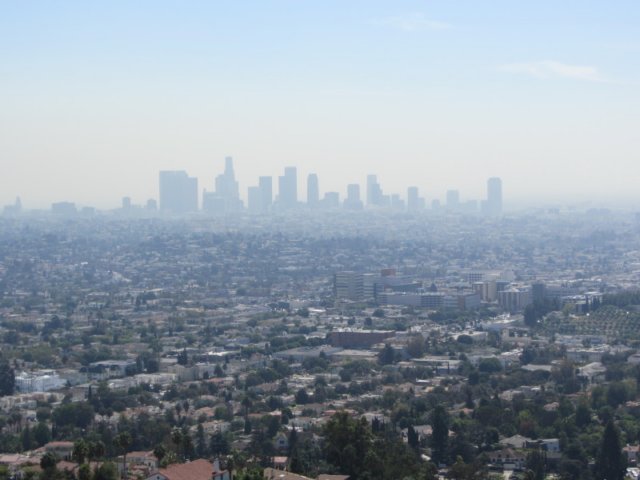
[152,459,219,480]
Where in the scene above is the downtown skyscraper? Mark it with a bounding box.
[159,171,198,213]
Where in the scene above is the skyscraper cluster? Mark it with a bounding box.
[158,157,503,216]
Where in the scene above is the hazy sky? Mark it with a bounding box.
[1,1,640,209]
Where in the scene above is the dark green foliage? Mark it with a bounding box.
[52,402,94,429]
[430,405,449,465]
[525,449,546,480]
[378,344,396,365]
[0,360,15,397]
[595,421,626,480]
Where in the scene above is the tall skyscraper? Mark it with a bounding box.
[407,186,425,212]
[307,174,319,207]
[366,175,383,206]
[213,156,241,213]
[159,171,198,213]
[247,176,273,214]
[344,184,363,210]
[258,176,273,211]
[278,167,297,210]
[485,177,503,216]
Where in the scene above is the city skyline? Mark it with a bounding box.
[160,158,501,215]
[2,1,640,208]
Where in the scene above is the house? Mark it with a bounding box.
[145,458,230,480]
[576,362,606,384]
[273,432,289,451]
[624,445,640,465]
[264,468,312,480]
[263,468,349,480]
[44,441,74,461]
[500,435,532,450]
[116,451,158,476]
[488,448,527,470]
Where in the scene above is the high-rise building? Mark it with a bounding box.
[344,184,363,210]
[446,190,460,210]
[323,192,340,209]
[159,171,198,213]
[278,167,297,210]
[259,176,273,211]
[485,177,503,216]
[307,174,319,207]
[51,202,77,215]
[407,186,425,212]
[366,175,383,206]
[212,156,241,213]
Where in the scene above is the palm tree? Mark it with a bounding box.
[73,439,89,464]
[114,432,132,479]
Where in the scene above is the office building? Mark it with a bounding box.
[211,156,242,213]
[323,192,340,209]
[407,186,425,212]
[344,184,363,210]
[277,167,297,209]
[259,176,273,212]
[307,173,319,207]
[446,190,460,210]
[366,175,383,206]
[159,170,198,213]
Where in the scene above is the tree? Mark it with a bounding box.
[33,422,51,447]
[77,463,92,480]
[177,348,188,366]
[90,440,106,461]
[196,423,207,457]
[295,388,310,405]
[73,439,89,464]
[40,452,57,471]
[430,405,449,466]
[93,462,119,480]
[153,444,166,464]
[595,421,626,480]
[0,361,15,397]
[171,429,183,458]
[21,424,32,451]
[114,432,132,479]
[378,344,396,365]
[575,400,591,428]
[323,412,372,478]
[407,335,425,358]
[525,449,546,480]
[407,425,420,451]
[210,432,230,456]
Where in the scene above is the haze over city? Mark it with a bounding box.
[6,3,640,480]
[2,1,640,209]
